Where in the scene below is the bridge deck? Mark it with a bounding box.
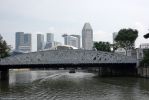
[0,50,137,68]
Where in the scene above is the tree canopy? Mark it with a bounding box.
[144,33,149,39]
[93,41,111,52]
[0,35,10,58]
[114,28,138,55]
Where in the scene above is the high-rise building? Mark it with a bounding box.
[54,41,62,46]
[44,33,54,49]
[24,33,31,46]
[15,32,32,53]
[37,34,44,51]
[15,32,24,50]
[62,34,79,48]
[47,33,54,43]
[70,35,80,48]
[82,23,93,50]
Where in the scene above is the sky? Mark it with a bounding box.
[0,0,149,51]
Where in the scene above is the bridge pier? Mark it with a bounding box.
[0,69,9,81]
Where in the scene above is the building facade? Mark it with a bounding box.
[70,35,80,48]
[47,33,54,43]
[37,34,44,51]
[15,32,32,53]
[54,41,62,46]
[45,33,54,49]
[82,23,93,50]
[62,34,79,48]
[140,43,149,49]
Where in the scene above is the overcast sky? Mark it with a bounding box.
[0,0,149,51]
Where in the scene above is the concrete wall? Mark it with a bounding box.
[138,67,149,78]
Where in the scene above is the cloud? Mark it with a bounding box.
[48,27,55,33]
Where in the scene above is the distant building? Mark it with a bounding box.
[47,33,54,43]
[140,43,149,49]
[15,32,32,53]
[82,23,93,50]
[136,43,149,67]
[70,34,80,48]
[45,33,54,49]
[54,41,62,46]
[45,42,54,49]
[62,34,79,48]
[37,34,44,51]
[137,43,149,59]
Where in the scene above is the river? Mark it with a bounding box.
[0,70,149,100]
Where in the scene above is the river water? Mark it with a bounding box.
[0,70,149,100]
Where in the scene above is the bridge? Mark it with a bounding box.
[0,50,137,79]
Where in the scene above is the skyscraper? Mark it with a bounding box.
[15,32,24,50]
[82,23,93,50]
[70,35,80,48]
[15,32,32,53]
[62,34,79,48]
[45,33,54,49]
[47,33,54,43]
[24,33,31,46]
[37,34,44,51]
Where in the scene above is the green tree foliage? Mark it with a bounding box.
[141,50,149,66]
[115,28,138,55]
[93,41,111,52]
[111,43,119,52]
[144,33,149,39]
[0,35,10,58]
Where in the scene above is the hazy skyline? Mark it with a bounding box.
[0,0,149,51]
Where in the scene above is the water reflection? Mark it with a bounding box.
[0,70,149,100]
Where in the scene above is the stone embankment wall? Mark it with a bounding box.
[138,67,149,78]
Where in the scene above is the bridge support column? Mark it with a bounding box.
[0,69,9,81]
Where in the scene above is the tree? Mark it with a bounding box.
[93,41,111,52]
[144,33,149,39]
[111,43,119,52]
[114,28,138,55]
[0,35,10,58]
